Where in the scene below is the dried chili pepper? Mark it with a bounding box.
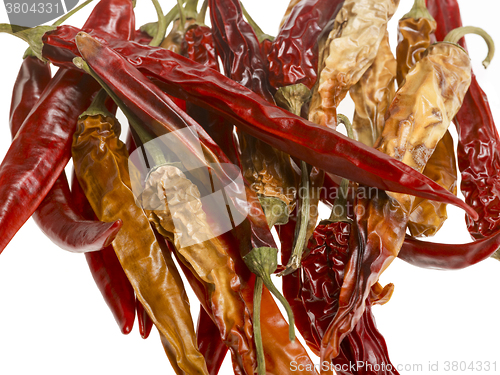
[197,307,227,375]
[72,97,208,374]
[141,165,257,375]
[399,230,500,270]
[396,0,457,238]
[70,171,136,335]
[268,0,345,89]
[427,0,500,241]
[279,0,302,28]
[349,31,396,147]
[321,28,492,362]
[32,26,479,215]
[136,297,153,339]
[308,0,399,129]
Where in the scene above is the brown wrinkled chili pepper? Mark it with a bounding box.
[308,0,399,129]
[396,0,457,238]
[427,0,500,243]
[72,102,208,374]
[349,31,396,147]
[141,165,256,375]
[321,28,491,363]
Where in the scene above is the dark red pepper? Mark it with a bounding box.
[136,297,153,339]
[196,307,227,375]
[267,0,345,89]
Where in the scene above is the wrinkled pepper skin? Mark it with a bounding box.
[395,2,457,237]
[309,0,399,129]
[40,27,478,215]
[182,25,220,72]
[71,171,136,335]
[72,114,208,375]
[142,166,256,375]
[268,0,345,89]
[375,41,471,212]
[427,0,500,240]
[349,31,397,147]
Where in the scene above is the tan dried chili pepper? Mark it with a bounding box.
[308,0,399,129]
[140,165,257,375]
[72,101,208,375]
[349,31,396,147]
[321,27,492,365]
[396,0,457,237]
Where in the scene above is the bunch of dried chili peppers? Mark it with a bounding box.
[0,0,499,373]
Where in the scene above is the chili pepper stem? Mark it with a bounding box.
[196,0,208,24]
[140,3,180,39]
[259,196,289,227]
[240,1,274,43]
[243,247,295,341]
[402,0,434,21]
[279,160,310,275]
[52,0,93,26]
[443,26,495,68]
[0,24,56,62]
[79,89,113,119]
[149,0,167,47]
[274,84,311,117]
[327,178,352,223]
[177,0,186,32]
[253,276,266,375]
[73,56,167,167]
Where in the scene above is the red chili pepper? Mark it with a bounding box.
[38,27,479,216]
[70,173,136,335]
[427,0,500,239]
[267,0,345,89]
[136,297,153,339]
[182,24,220,72]
[398,231,500,270]
[196,307,227,375]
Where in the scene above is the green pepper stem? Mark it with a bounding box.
[402,0,434,21]
[253,277,266,375]
[184,0,198,15]
[327,114,355,223]
[0,24,55,62]
[52,0,93,26]
[79,89,113,119]
[274,84,311,117]
[196,0,208,24]
[140,3,180,39]
[243,247,295,341]
[259,196,289,227]
[177,0,186,32]
[240,1,274,43]
[444,26,495,68]
[279,160,310,275]
[73,57,167,166]
[149,0,167,47]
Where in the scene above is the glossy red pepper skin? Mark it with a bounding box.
[40,28,479,216]
[427,0,500,239]
[71,173,136,335]
[399,231,500,270]
[183,25,220,72]
[267,0,345,89]
[136,297,153,339]
[197,307,228,375]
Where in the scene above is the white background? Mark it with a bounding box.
[0,0,499,374]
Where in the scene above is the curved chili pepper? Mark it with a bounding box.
[267,0,345,89]
[37,27,478,216]
[182,24,219,71]
[427,0,500,240]
[70,172,136,335]
[399,230,500,270]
